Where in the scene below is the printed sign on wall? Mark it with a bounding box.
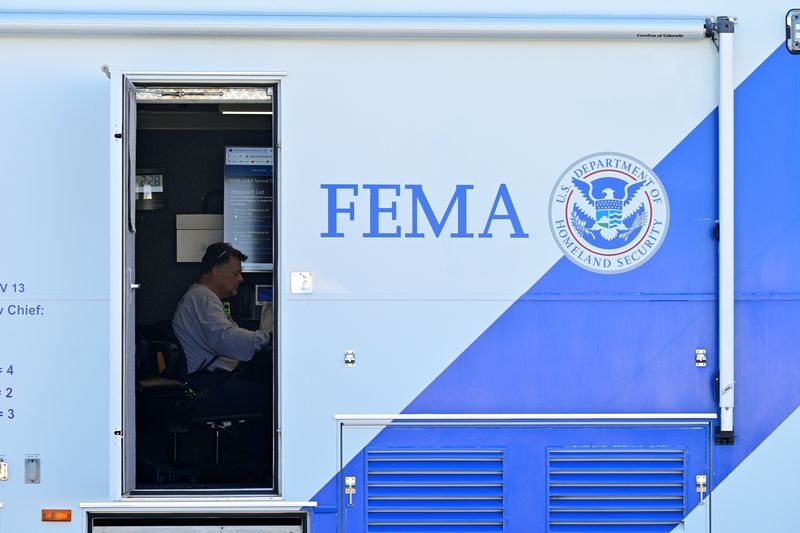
[223,146,273,271]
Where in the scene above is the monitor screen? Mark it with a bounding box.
[255,284,273,305]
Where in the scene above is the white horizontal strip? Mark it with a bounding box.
[0,12,708,40]
[80,499,316,510]
[336,413,717,421]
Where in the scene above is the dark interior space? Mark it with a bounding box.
[90,513,306,530]
[132,98,277,491]
[134,115,271,326]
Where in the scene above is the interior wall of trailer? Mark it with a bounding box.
[135,127,270,326]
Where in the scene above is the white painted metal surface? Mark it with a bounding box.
[336,413,719,420]
[81,500,316,509]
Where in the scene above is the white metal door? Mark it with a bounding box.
[122,76,138,495]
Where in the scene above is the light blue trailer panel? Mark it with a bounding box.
[0,2,797,532]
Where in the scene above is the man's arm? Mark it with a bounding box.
[177,286,270,364]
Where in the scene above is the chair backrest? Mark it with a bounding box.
[136,324,188,383]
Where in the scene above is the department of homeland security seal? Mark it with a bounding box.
[548,152,669,274]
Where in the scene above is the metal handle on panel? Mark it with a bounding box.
[696,475,707,505]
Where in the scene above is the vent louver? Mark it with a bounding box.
[548,448,686,532]
[367,449,504,531]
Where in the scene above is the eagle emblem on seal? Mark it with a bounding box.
[570,177,648,243]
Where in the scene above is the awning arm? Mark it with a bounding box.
[711,16,736,445]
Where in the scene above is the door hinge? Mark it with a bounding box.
[345,476,356,506]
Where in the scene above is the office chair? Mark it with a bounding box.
[136,324,265,485]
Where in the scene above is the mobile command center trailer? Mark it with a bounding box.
[1,1,800,532]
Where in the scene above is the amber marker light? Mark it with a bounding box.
[41,509,72,522]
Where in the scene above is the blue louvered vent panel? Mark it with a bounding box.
[367,449,504,532]
[548,448,686,532]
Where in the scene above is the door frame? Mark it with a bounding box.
[109,70,286,498]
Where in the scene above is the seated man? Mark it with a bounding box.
[172,242,271,415]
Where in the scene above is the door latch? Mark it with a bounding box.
[696,474,707,505]
[695,349,707,367]
[345,476,356,506]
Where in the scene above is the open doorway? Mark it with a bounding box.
[122,81,278,492]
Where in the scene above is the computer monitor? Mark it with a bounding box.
[255,284,273,306]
